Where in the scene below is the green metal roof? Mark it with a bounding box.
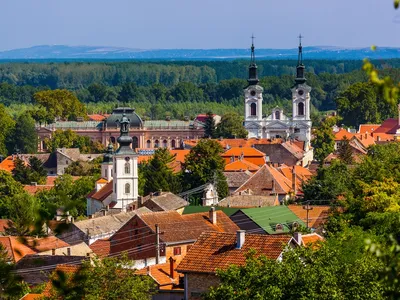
[239,206,305,234]
[182,206,239,217]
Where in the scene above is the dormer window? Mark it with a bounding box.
[275,224,283,231]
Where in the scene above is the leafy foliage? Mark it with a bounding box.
[12,157,47,185]
[337,136,354,164]
[44,129,105,153]
[215,112,247,139]
[204,111,216,138]
[311,116,337,162]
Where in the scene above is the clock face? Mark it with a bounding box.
[298,89,304,96]
[250,90,256,96]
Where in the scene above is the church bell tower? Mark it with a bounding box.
[244,36,263,138]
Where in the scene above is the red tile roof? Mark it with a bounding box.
[0,219,12,233]
[301,233,324,247]
[184,138,283,149]
[20,294,43,300]
[89,239,111,258]
[0,237,36,262]
[89,180,113,202]
[235,164,292,195]
[222,147,265,165]
[358,124,381,134]
[177,232,292,274]
[136,262,183,290]
[23,185,53,195]
[372,132,395,142]
[224,159,260,172]
[334,128,355,141]
[353,134,375,148]
[287,205,330,228]
[374,118,400,134]
[88,114,106,121]
[139,211,239,244]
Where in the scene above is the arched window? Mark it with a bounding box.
[154,140,160,148]
[132,137,138,150]
[124,162,130,174]
[250,103,257,116]
[298,102,305,116]
[146,140,151,148]
[275,110,280,120]
[171,140,176,149]
[162,139,168,148]
[125,183,130,194]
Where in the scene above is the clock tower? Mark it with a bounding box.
[244,36,263,138]
[112,112,138,211]
[291,35,312,142]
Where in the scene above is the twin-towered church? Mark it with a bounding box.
[244,38,312,144]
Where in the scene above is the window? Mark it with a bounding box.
[294,128,300,133]
[105,170,107,177]
[154,140,160,148]
[298,102,305,116]
[173,246,182,255]
[162,139,168,148]
[250,103,257,116]
[171,139,176,149]
[275,110,280,120]
[275,224,283,231]
[66,160,69,165]
[146,140,151,148]
[124,162,131,174]
[125,183,130,194]
[132,136,139,150]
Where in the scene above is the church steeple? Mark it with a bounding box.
[248,35,259,86]
[295,34,306,85]
[116,112,134,154]
[103,141,114,164]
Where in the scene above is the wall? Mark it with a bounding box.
[185,273,220,300]
[165,243,192,264]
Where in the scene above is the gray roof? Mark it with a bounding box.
[105,107,143,128]
[74,207,151,237]
[223,171,252,188]
[143,192,188,211]
[217,195,278,208]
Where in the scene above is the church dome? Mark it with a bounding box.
[105,107,143,128]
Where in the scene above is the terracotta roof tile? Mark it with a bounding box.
[20,294,43,300]
[88,114,106,121]
[0,219,12,233]
[177,232,292,273]
[235,164,292,195]
[301,233,324,247]
[89,180,113,201]
[334,128,355,141]
[372,132,395,142]
[136,262,183,290]
[89,239,111,258]
[358,124,381,134]
[374,118,400,134]
[224,159,260,172]
[0,237,36,262]
[139,211,239,244]
[353,134,375,148]
[287,205,330,228]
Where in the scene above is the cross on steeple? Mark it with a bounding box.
[250,34,256,63]
[298,34,303,46]
[297,34,304,66]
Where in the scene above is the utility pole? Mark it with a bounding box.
[302,201,313,229]
[155,224,160,264]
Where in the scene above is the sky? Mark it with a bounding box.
[1,0,399,51]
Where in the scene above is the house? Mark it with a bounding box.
[136,258,184,300]
[91,209,239,269]
[223,171,252,194]
[217,195,279,208]
[333,128,355,150]
[358,124,381,134]
[254,140,313,167]
[230,206,305,234]
[139,192,188,214]
[57,207,151,245]
[234,164,293,201]
[224,159,260,172]
[288,205,331,230]
[221,147,266,166]
[176,231,297,299]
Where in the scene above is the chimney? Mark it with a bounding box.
[31,182,37,186]
[137,196,142,207]
[67,247,71,256]
[149,192,153,199]
[236,230,245,249]
[365,133,368,139]
[292,167,297,195]
[52,249,55,255]
[169,256,176,279]
[271,180,276,194]
[209,207,217,225]
[294,232,302,245]
[377,136,381,142]
[102,210,106,217]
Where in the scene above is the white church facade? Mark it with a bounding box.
[244,38,312,144]
[87,113,139,216]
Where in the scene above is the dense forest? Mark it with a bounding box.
[1,59,400,120]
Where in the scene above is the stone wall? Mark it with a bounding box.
[186,273,220,300]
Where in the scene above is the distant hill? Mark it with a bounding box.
[0,45,400,60]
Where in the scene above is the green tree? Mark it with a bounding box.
[142,148,181,195]
[0,244,29,300]
[215,112,247,139]
[7,113,37,154]
[34,89,87,121]
[0,104,15,156]
[182,139,228,199]
[312,116,337,163]
[337,136,354,164]
[64,157,102,177]
[44,254,155,300]
[206,228,385,300]
[204,111,216,138]
[12,157,47,185]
